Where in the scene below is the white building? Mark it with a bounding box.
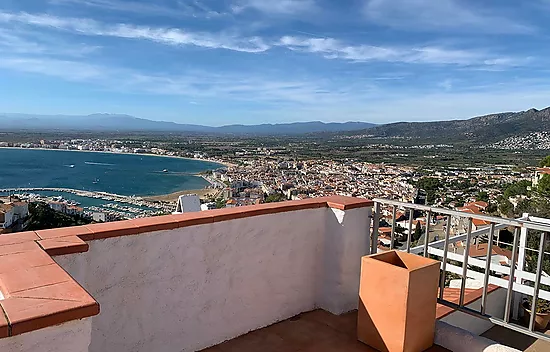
[0,204,15,229]
[174,194,201,214]
[0,199,29,229]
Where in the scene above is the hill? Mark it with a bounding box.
[0,113,376,135]
[357,107,550,143]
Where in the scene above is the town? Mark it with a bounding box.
[1,134,546,237]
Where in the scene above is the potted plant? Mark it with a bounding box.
[522,297,550,331]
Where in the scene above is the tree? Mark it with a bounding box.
[416,177,442,204]
[539,155,550,167]
[215,198,226,209]
[265,193,287,203]
[498,199,514,217]
[538,174,550,197]
[476,191,489,202]
[26,202,91,231]
[503,180,531,199]
[413,221,423,243]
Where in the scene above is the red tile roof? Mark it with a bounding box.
[468,243,513,260]
[436,285,500,319]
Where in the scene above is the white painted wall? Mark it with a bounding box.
[55,206,370,352]
[441,288,508,335]
[0,319,92,352]
[318,207,371,314]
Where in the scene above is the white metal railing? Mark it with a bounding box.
[371,198,550,342]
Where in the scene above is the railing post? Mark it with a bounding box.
[505,227,520,323]
[407,209,414,253]
[529,232,547,331]
[390,206,397,250]
[423,211,432,257]
[459,218,474,307]
[517,215,529,281]
[439,215,452,300]
[371,202,380,255]
[481,223,495,315]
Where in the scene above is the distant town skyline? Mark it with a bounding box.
[1,0,549,125]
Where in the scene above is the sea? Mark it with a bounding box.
[0,148,222,197]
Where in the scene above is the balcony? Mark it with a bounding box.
[0,196,535,351]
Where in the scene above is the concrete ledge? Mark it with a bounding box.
[0,196,371,339]
[435,321,520,352]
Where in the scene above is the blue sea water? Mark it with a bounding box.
[0,149,222,196]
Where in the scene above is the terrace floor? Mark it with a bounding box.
[482,325,550,351]
[200,309,450,352]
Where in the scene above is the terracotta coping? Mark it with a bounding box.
[436,284,500,319]
[0,196,372,338]
[33,196,374,242]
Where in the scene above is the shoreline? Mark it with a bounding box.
[0,147,232,201]
[0,146,235,168]
[0,186,219,205]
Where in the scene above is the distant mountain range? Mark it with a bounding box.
[2,107,549,140]
[353,107,550,143]
[0,113,376,135]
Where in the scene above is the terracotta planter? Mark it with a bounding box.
[522,302,550,331]
[358,250,441,352]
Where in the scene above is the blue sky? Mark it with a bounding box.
[0,0,549,125]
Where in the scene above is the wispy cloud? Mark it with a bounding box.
[278,36,526,67]
[232,0,317,15]
[0,12,269,53]
[49,0,227,18]
[0,29,100,57]
[0,57,106,81]
[1,11,527,67]
[0,54,366,106]
[364,0,534,34]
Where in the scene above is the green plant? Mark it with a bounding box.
[525,297,550,314]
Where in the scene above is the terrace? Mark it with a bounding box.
[0,196,547,351]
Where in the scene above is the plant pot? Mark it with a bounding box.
[522,302,550,331]
[357,250,441,352]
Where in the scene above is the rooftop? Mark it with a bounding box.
[0,195,542,351]
[200,310,450,352]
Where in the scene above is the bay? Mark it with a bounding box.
[0,148,222,196]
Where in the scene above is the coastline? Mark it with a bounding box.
[0,146,235,168]
[143,188,220,203]
[0,147,232,201]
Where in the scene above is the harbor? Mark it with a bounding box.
[0,187,174,219]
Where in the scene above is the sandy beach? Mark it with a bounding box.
[144,188,221,203]
[0,146,235,168]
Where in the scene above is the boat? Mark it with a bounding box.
[162,169,168,173]
[69,164,75,168]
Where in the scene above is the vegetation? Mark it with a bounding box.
[25,202,91,231]
[503,180,531,199]
[265,193,287,203]
[415,177,442,204]
[412,221,423,243]
[525,297,550,314]
[476,191,489,202]
[214,197,226,209]
[539,156,550,168]
[538,175,550,197]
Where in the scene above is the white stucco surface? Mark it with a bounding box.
[55,206,370,352]
[0,319,92,352]
[441,288,507,335]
